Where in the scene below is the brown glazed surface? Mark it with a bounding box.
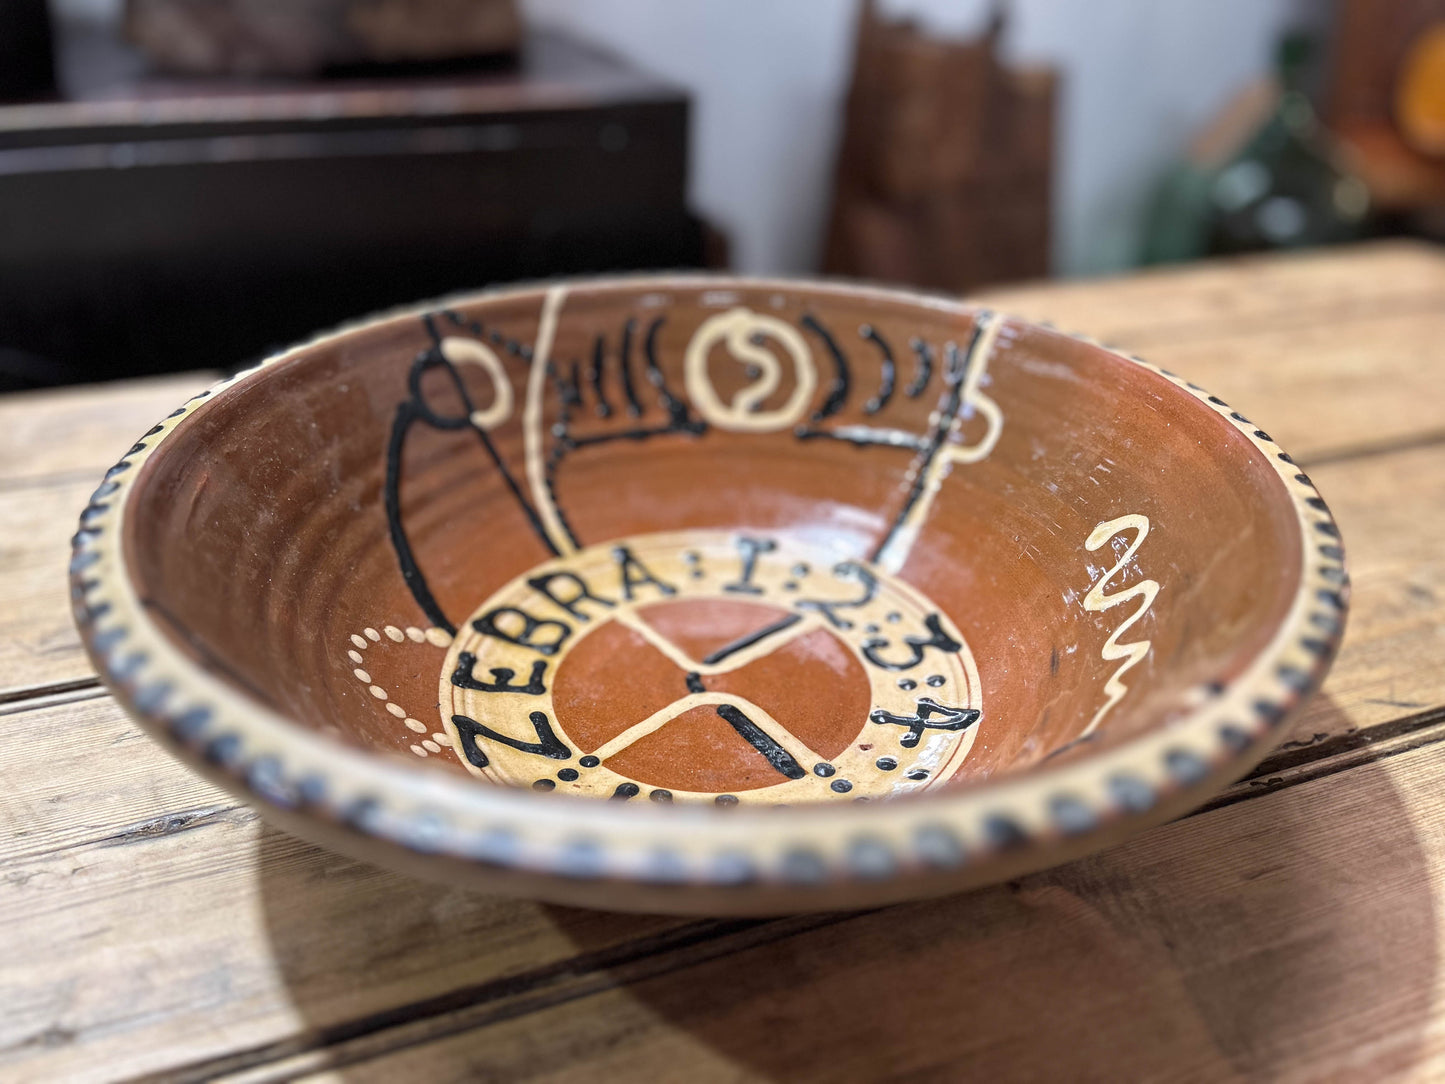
[122,280,1302,808]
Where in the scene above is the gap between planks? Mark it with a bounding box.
[0,676,102,711]
[1296,426,1445,469]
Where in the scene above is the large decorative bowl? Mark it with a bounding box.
[70,275,1347,914]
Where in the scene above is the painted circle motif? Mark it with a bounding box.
[439,530,982,803]
[682,307,818,432]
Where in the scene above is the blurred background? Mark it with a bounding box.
[2,0,1443,389]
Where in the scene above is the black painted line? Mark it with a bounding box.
[542,318,704,466]
[548,359,582,413]
[869,315,989,564]
[715,704,808,779]
[420,318,558,539]
[801,313,850,421]
[618,318,642,417]
[905,338,933,398]
[539,359,584,554]
[385,329,562,629]
[589,334,612,417]
[860,324,896,414]
[384,403,455,632]
[437,308,534,364]
[643,315,692,425]
[567,423,691,449]
[700,613,803,665]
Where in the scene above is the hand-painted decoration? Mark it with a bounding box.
[872,312,1005,574]
[438,531,981,802]
[683,308,817,432]
[363,287,1016,802]
[1081,513,1160,735]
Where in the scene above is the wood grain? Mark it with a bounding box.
[980,239,1445,348]
[0,479,108,698]
[0,697,688,1083]
[1,244,1443,1082]
[1272,441,1445,746]
[984,242,1445,465]
[2,677,1442,1080]
[298,733,1445,1083]
[0,372,213,488]
[0,373,211,698]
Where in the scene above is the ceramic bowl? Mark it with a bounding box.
[71,275,1347,914]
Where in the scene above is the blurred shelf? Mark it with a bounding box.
[0,30,707,388]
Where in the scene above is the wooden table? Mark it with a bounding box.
[3,241,1444,1082]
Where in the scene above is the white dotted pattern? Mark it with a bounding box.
[346,625,454,756]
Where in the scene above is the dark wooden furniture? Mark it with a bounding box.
[0,30,705,388]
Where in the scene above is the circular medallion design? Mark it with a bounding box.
[439,530,982,803]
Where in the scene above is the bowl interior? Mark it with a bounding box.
[123,279,1301,806]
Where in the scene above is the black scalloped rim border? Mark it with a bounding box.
[68,278,1349,894]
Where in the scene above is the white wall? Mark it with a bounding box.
[525,0,1325,278]
[524,0,857,276]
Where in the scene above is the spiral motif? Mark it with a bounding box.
[683,307,817,432]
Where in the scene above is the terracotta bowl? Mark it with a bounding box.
[71,275,1347,914]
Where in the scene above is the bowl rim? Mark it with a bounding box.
[69,271,1349,897]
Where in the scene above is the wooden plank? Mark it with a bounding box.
[0,478,103,698]
[279,732,1445,1083]
[980,239,1445,348]
[0,435,1440,1080]
[1273,441,1445,747]
[983,245,1445,465]
[0,372,213,487]
[0,373,213,697]
[0,712,1421,1084]
[0,696,688,1084]
[1121,309,1445,466]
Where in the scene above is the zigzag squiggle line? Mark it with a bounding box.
[1081,514,1160,736]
